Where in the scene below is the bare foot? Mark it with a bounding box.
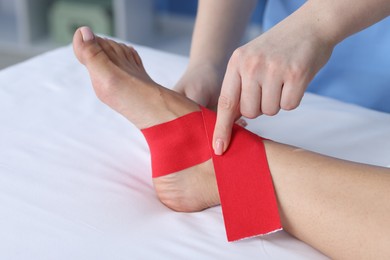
[73,27,220,212]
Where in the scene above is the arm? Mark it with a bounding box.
[174,0,258,107]
[309,0,390,45]
[213,0,390,155]
[265,140,390,259]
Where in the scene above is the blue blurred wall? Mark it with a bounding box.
[154,0,265,24]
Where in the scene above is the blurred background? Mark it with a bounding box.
[0,0,265,69]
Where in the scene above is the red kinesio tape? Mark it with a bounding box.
[141,107,282,241]
[141,110,210,177]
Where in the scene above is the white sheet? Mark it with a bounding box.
[1,44,389,260]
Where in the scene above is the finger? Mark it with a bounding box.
[240,77,262,119]
[235,118,248,128]
[280,81,305,111]
[177,84,210,107]
[261,78,283,116]
[213,68,241,155]
[173,80,186,95]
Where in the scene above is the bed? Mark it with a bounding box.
[1,44,389,259]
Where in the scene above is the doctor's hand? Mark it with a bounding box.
[174,64,248,128]
[174,64,223,109]
[212,16,335,155]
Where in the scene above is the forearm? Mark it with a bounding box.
[189,0,257,71]
[264,140,390,259]
[296,0,390,45]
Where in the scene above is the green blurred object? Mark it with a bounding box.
[49,0,113,44]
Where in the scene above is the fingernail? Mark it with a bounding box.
[215,139,224,156]
[80,26,94,42]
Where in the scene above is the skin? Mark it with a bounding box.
[174,0,257,109]
[73,27,390,259]
[172,0,390,155]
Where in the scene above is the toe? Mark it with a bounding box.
[73,27,105,66]
[131,48,144,68]
[122,44,137,65]
[106,39,127,58]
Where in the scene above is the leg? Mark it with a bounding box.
[73,27,219,212]
[73,27,390,259]
[264,141,390,259]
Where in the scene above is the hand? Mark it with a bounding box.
[174,64,248,128]
[174,64,224,109]
[213,16,334,155]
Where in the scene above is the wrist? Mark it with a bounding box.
[298,0,382,47]
[186,61,226,82]
[295,1,343,47]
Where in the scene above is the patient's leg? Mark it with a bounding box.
[73,27,390,259]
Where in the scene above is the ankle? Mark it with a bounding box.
[154,174,203,212]
[152,163,220,213]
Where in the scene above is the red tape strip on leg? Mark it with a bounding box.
[141,107,282,241]
[141,110,210,177]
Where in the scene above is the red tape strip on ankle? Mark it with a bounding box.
[141,111,211,177]
[141,107,281,241]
